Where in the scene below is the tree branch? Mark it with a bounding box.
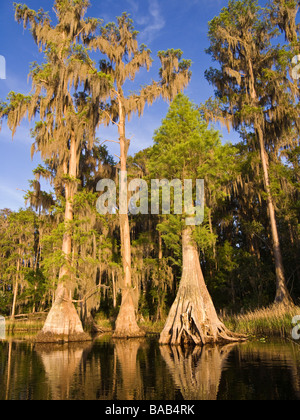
[72,283,110,304]
[100,139,120,146]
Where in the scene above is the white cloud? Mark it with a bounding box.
[0,72,31,99]
[0,181,25,210]
[135,0,166,45]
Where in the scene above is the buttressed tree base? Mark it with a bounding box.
[159,228,247,346]
[113,289,146,339]
[35,285,91,343]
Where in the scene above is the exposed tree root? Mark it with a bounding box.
[160,228,247,347]
[160,298,246,346]
[215,324,247,343]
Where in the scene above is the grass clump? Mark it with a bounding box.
[93,312,114,332]
[138,319,166,335]
[224,304,300,338]
[4,313,47,334]
[6,319,45,334]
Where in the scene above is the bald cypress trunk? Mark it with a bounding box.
[160,227,246,346]
[5,1,114,343]
[36,136,90,343]
[113,102,145,339]
[11,258,20,320]
[256,126,293,306]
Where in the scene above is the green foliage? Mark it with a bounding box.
[193,222,217,253]
[0,0,299,326]
[157,216,183,267]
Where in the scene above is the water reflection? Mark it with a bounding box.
[160,344,237,400]
[112,339,144,400]
[218,341,300,400]
[35,343,92,400]
[0,337,300,400]
[5,341,12,401]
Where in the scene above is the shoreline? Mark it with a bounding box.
[3,304,300,339]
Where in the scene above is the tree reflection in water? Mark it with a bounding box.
[35,343,92,400]
[112,339,144,400]
[160,344,237,400]
[1,338,300,400]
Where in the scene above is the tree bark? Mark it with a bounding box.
[208,209,217,263]
[245,57,293,306]
[36,135,90,343]
[158,228,163,261]
[112,271,117,309]
[36,284,90,342]
[113,99,145,338]
[160,227,246,346]
[256,126,293,306]
[11,259,20,320]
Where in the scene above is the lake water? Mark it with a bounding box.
[0,335,299,400]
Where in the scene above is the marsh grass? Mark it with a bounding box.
[93,312,114,332]
[139,319,166,335]
[5,313,47,334]
[6,320,45,333]
[224,304,300,338]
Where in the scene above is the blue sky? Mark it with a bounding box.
[0,0,239,211]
